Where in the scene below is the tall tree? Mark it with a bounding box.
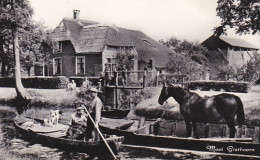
[159,37,208,65]
[0,0,33,101]
[235,54,260,82]
[158,36,180,50]
[159,37,206,79]
[175,40,208,65]
[215,0,260,82]
[0,29,14,77]
[20,22,52,76]
[215,0,260,36]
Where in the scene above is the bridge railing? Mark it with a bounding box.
[102,70,188,88]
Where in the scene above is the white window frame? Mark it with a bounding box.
[105,57,117,75]
[53,41,62,53]
[58,41,62,52]
[116,46,133,54]
[76,56,85,75]
[53,57,62,75]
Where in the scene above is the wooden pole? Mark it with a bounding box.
[82,105,118,159]
[143,70,147,88]
[42,61,45,76]
[115,71,118,110]
[156,71,159,86]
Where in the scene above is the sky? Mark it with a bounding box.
[29,0,260,48]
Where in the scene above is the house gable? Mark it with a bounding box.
[102,46,138,72]
[201,35,231,51]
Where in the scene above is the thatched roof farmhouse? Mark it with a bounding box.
[38,10,174,78]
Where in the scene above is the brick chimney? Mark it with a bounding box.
[73,10,80,20]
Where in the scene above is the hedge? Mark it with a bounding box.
[0,76,69,89]
[185,80,249,93]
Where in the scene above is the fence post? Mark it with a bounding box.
[115,70,118,110]
[143,70,147,88]
[156,71,159,86]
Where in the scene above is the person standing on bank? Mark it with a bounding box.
[84,87,103,141]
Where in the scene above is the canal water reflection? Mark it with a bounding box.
[0,105,239,160]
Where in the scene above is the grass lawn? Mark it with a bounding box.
[0,87,78,107]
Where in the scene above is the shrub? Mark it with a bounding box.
[0,76,69,89]
[158,74,187,85]
[185,80,249,93]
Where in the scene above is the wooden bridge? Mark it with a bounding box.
[101,70,187,110]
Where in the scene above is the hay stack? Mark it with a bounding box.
[134,87,183,120]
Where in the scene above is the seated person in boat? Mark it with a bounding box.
[65,106,88,140]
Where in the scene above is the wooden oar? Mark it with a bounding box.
[82,105,117,160]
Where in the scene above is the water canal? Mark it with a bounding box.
[0,105,252,160]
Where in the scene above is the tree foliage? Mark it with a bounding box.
[0,29,14,76]
[215,0,260,36]
[159,37,208,65]
[0,0,34,101]
[236,56,260,82]
[159,37,206,79]
[0,0,33,29]
[1,0,51,76]
[165,53,205,80]
[116,52,135,71]
[19,22,52,76]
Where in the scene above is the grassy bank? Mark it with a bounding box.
[1,86,260,125]
[0,87,78,108]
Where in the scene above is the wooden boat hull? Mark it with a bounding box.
[14,116,124,157]
[101,109,130,118]
[99,118,260,157]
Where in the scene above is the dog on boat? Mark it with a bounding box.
[44,110,63,126]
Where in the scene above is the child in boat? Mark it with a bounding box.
[65,106,88,140]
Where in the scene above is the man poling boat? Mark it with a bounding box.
[82,104,118,159]
[81,87,118,159]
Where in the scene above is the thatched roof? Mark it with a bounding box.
[51,18,174,68]
[201,35,258,51]
[220,37,258,50]
[113,29,175,68]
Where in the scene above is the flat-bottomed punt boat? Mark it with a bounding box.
[14,115,124,157]
[99,117,260,157]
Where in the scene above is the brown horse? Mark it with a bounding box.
[158,84,245,138]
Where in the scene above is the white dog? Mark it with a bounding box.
[44,110,62,126]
